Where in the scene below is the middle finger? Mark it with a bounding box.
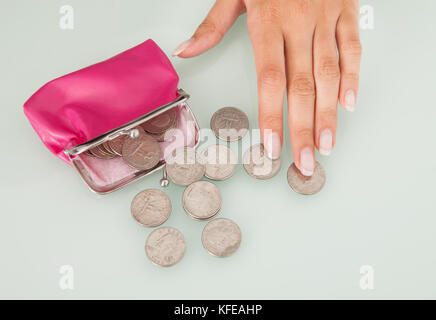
[285,27,316,176]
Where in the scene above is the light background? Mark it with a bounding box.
[1,0,435,299]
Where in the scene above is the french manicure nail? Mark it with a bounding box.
[345,90,356,112]
[264,132,281,160]
[172,38,194,56]
[319,129,333,156]
[300,147,314,176]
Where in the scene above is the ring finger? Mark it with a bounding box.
[313,21,341,156]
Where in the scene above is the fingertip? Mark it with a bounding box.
[318,129,334,156]
[173,36,219,58]
[263,131,282,160]
[298,147,315,176]
[344,89,356,112]
[172,38,195,57]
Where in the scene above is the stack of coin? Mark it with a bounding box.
[107,135,127,156]
[87,142,118,159]
[202,145,237,181]
[86,127,143,159]
[141,108,178,142]
[182,181,222,220]
[84,108,180,171]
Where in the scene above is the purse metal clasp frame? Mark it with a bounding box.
[64,89,201,194]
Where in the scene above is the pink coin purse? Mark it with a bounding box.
[24,39,200,193]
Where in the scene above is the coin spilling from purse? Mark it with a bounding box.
[85,108,178,170]
[23,41,328,268]
[124,106,326,267]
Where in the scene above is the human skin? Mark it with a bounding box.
[173,0,362,176]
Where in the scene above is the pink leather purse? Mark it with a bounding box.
[24,40,200,193]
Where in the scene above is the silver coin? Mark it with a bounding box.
[210,107,249,142]
[122,134,162,170]
[161,127,179,142]
[102,141,117,156]
[145,227,186,267]
[201,218,242,257]
[202,145,237,181]
[182,181,222,221]
[150,121,178,142]
[85,150,95,157]
[287,162,326,195]
[108,135,127,156]
[142,108,177,135]
[109,126,146,156]
[243,144,281,180]
[165,147,205,186]
[88,144,116,159]
[131,189,171,227]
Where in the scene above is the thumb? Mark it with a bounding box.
[172,0,245,58]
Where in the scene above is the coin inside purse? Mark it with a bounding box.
[66,94,200,194]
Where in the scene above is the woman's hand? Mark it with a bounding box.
[173,0,362,176]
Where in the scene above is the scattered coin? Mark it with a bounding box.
[145,227,186,267]
[142,108,177,135]
[243,144,281,180]
[287,162,326,195]
[202,218,242,257]
[210,107,249,142]
[182,181,222,220]
[165,147,205,186]
[131,189,171,227]
[84,105,330,265]
[122,134,162,171]
[202,145,237,181]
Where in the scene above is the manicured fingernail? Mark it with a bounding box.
[300,147,314,176]
[319,129,333,156]
[344,90,356,112]
[264,132,281,160]
[172,38,194,56]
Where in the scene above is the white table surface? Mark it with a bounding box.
[1,0,435,299]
